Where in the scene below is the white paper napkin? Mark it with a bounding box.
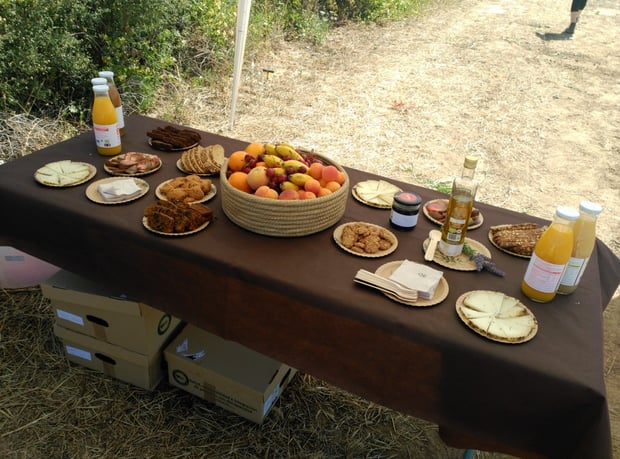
[389,259,443,299]
[98,179,142,202]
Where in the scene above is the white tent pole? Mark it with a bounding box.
[229,0,253,130]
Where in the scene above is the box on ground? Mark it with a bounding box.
[54,323,166,391]
[0,246,60,289]
[41,269,181,355]
[164,324,297,424]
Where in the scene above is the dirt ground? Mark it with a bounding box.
[149,0,620,455]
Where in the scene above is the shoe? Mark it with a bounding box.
[562,23,576,36]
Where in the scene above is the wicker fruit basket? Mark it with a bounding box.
[220,155,349,237]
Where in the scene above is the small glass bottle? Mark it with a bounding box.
[521,206,579,303]
[438,156,479,257]
[557,201,603,295]
[98,71,125,136]
[390,192,422,230]
[92,84,122,156]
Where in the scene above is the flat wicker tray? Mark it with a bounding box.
[220,155,349,237]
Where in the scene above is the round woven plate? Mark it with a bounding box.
[374,260,449,307]
[422,237,491,271]
[422,199,483,230]
[86,177,149,205]
[455,290,538,344]
[142,216,211,236]
[351,180,402,209]
[148,138,198,152]
[34,162,96,188]
[155,179,216,204]
[333,222,398,258]
[103,153,162,177]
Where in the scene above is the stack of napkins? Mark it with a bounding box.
[389,259,444,300]
[98,179,142,202]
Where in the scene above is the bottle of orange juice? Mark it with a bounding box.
[521,206,579,302]
[98,71,125,136]
[557,201,603,295]
[92,84,122,156]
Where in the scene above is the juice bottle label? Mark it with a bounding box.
[115,106,125,129]
[93,123,121,148]
[559,256,590,287]
[523,253,566,293]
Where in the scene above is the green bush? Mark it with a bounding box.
[0,0,425,120]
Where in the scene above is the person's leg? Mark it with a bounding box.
[563,0,588,35]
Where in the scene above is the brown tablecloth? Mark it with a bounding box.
[1,115,618,459]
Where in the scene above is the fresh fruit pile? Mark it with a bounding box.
[226,142,347,200]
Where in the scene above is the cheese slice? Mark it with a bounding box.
[35,161,91,186]
[354,180,402,206]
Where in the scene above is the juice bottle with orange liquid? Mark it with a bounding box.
[92,84,122,156]
[521,206,579,302]
[557,201,603,295]
[98,71,125,136]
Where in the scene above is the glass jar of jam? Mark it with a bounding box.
[390,192,422,230]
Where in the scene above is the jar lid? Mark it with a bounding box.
[393,191,421,207]
[579,200,603,216]
[556,206,579,221]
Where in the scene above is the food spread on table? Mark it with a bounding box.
[177,144,224,175]
[456,290,538,343]
[104,152,162,176]
[34,160,96,187]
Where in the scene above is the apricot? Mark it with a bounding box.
[317,187,332,197]
[304,178,321,195]
[308,162,324,180]
[255,185,278,199]
[278,189,299,200]
[321,165,340,183]
[324,181,341,192]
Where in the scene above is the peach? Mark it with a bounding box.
[278,188,299,200]
[321,165,340,183]
[246,166,269,190]
[304,178,321,195]
[308,162,324,180]
[317,187,332,197]
[325,181,341,192]
[298,190,317,199]
[336,170,346,185]
[255,185,278,199]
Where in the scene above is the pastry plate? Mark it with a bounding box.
[34,162,96,187]
[86,177,149,204]
[333,222,398,258]
[148,138,198,152]
[455,290,538,344]
[351,180,402,209]
[374,260,449,307]
[422,199,483,230]
[103,153,162,177]
[142,216,211,236]
[155,179,216,204]
[176,158,220,176]
[422,237,491,271]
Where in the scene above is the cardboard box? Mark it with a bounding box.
[41,270,181,355]
[164,324,297,424]
[54,323,165,391]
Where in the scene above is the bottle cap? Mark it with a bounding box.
[464,156,478,168]
[98,71,114,79]
[579,200,603,216]
[91,77,107,87]
[556,206,579,221]
[92,84,110,93]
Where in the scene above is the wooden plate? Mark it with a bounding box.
[333,222,398,258]
[422,237,491,271]
[456,290,538,344]
[422,198,483,230]
[351,180,402,209]
[155,179,216,204]
[103,153,162,177]
[142,216,211,236]
[34,161,96,188]
[374,260,449,307]
[86,177,149,204]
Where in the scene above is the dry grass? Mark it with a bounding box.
[1,0,619,457]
